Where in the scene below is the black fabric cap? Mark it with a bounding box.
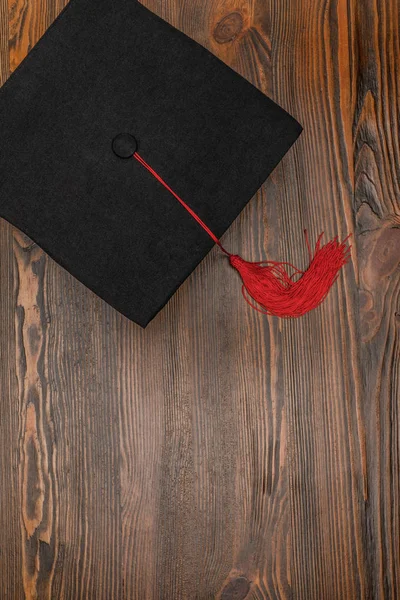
[0,0,302,327]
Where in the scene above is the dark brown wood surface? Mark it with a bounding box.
[1,0,399,598]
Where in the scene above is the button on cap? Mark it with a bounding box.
[112,133,138,158]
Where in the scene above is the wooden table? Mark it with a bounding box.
[1,0,399,598]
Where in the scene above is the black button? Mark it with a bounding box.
[112,133,138,158]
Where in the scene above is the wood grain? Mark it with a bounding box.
[0,0,399,598]
[13,231,58,599]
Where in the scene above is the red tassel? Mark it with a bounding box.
[228,231,351,317]
[133,153,351,318]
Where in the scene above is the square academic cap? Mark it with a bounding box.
[0,0,350,327]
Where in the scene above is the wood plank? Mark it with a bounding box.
[13,231,58,600]
[0,1,23,598]
[0,224,25,600]
[269,0,366,597]
[7,0,68,597]
[43,272,123,598]
[354,0,400,596]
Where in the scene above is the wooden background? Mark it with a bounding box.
[0,0,399,598]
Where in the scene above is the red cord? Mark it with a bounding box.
[134,152,230,255]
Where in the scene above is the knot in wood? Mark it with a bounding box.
[213,12,244,44]
[221,576,250,600]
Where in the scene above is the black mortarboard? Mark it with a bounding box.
[0,0,349,327]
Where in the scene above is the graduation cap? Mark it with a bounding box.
[0,0,350,327]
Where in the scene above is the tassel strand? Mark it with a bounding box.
[229,231,351,318]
